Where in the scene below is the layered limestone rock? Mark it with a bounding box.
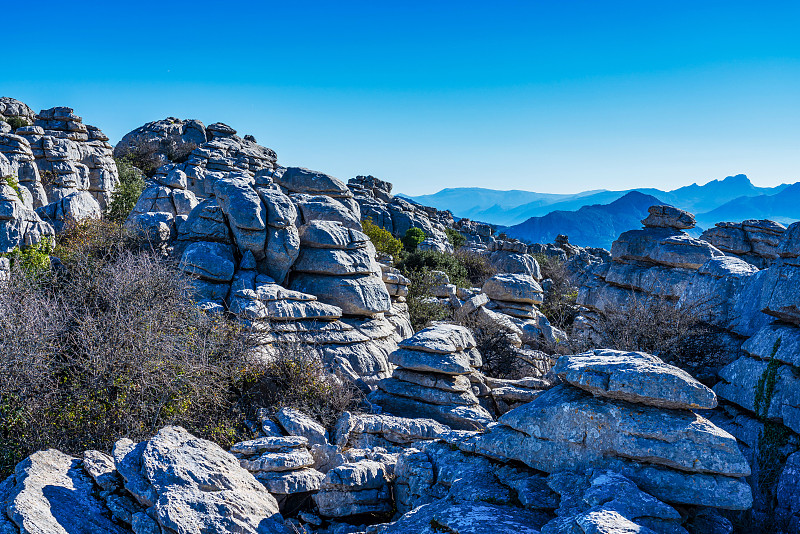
[0,128,46,208]
[333,412,454,452]
[369,324,494,430]
[701,220,786,269]
[454,350,753,511]
[542,469,689,534]
[348,175,453,252]
[311,460,393,517]
[714,323,800,434]
[232,435,325,509]
[19,106,119,210]
[289,221,391,316]
[0,180,54,253]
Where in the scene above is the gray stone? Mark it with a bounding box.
[333,412,452,448]
[389,348,475,375]
[240,449,315,473]
[482,273,544,304]
[497,385,750,478]
[290,273,391,316]
[254,468,324,495]
[276,407,329,446]
[642,205,696,230]
[213,174,267,259]
[378,377,482,406]
[490,250,542,278]
[137,426,286,533]
[264,225,300,283]
[273,167,351,196]
[230,436,309,455]
[298,221,369,250]
[81,450,120,492]
[293,245,380,276]
[398,324,477,354]
[369,389,493,431]
[5,449,128,534]
[366,501,545,534]
[256,188,297,228]
[293,194,360,230]
[552,349,717,410]
[179,240,235,282]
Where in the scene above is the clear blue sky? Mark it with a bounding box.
[5,1,800,195]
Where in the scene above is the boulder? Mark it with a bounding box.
[482,273,544,304]
[553,349,717,410]
[642,205,696,230]
[179,240,235,282]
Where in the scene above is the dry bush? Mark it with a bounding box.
[454,314,531,379]
[239,344,363,432]
[532,253,580,331]
[454,249,497,287]
[591,291,729,377]
[0,246,255,476]
[403,268,453,331]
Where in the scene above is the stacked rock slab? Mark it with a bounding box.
[701,219,786,269]
[18,106,118,209]
[576,204,759,334]
[233,435,325,510]
[0,124,46,208]
[290,220,391,317]
[369,324,494,430]
[380,264,414,339]
[312,459,393,518]
[455,349,753,510]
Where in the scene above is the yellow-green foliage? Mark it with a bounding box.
[361,218,403,259]
[2,238,52,274]
[106,156,145,222]
[402,227,427,252]
[445,227,466,248]
[4,176,22,200]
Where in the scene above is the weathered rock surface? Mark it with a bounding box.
[115,426,287,534]
[553,349,717,410]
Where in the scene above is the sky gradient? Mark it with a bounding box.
[5,1,800,195]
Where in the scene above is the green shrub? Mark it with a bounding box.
[454,249,497,287]
[0,242,255,477]
[532,254,579,330]
[3,116,30,131]
[402,227,427,252]
[106,156,145,222]
[240,344,362,432]
[403,268,452,330]
[362,218,403,259]
[398,250,470,289]
[445,228,466,249]
[4,175,22,200]
[2,238,52,276]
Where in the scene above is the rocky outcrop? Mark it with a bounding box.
[454,350,753,511]
[369,324,494,430]
[701,220,786,269]
[0,180,54,254]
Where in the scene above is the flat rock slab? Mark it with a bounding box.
[366,501,544,534]
[389,347,475,375]
[321,460,389,491]
[299,220,370,249]
[290,273,391,316]
[255,468,324,495]
[369,389,493,431]
[497,385,749,478]
[230,436,308,455]
[333,412,452,447]
[482,273,544,304]
[377,376,481,406]
[398,324,477,354]
[5,449,128,534]
[552,349,717,410]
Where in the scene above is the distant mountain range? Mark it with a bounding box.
[502,191,668,249]
[404,174,794,227]
[402,174,800,248]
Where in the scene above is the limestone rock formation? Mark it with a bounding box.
[369,324,494,430]
[702,220,786,269]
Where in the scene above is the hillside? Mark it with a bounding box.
[405,174,792,227]
[503,191,665,248]
[696,182,800,228]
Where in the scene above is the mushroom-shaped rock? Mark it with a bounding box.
[642,205,696,229]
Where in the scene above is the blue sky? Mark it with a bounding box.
[5,1,800,195]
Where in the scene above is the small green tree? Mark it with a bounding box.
[402,227,427,252]
[361,218,403,259]
[106,157,146,222]
[445,228,466,249]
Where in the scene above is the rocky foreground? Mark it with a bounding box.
[1,97,799,533]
